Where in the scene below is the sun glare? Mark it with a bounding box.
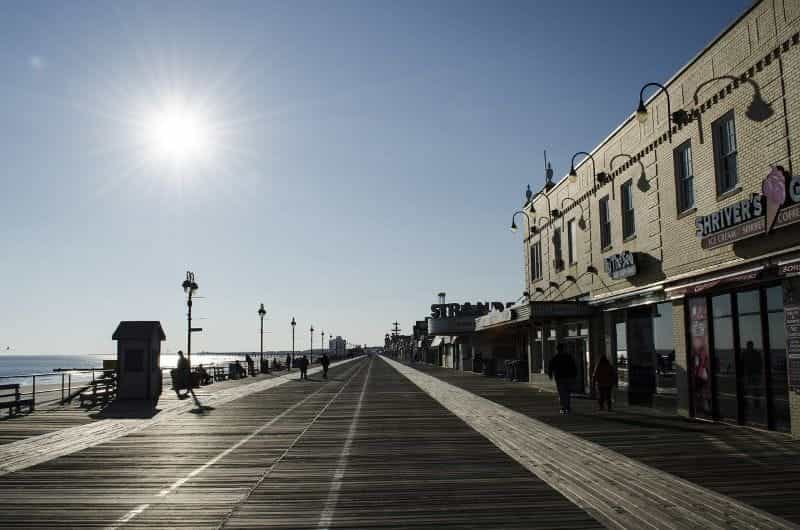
[143,100,213,165]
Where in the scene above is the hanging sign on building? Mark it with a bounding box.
[430,301,508,319]
[604,251,637,279]
[696,167,800,249]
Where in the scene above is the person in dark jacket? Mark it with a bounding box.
[592,355,615,411]
[245,354,255,376]
[299,355,309,380]
[286,353,292,372]
[548,343,577,414]
[320,353,330,379]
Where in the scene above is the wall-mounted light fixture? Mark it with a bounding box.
[636,82,674,143]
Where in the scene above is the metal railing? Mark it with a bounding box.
[0,368,111,410]
[0,353,348,413]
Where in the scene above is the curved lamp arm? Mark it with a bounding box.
[510,210,533,233]
[637,82,672,143]
[568,151,596,184]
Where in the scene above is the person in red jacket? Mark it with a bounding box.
[593,355,615,411]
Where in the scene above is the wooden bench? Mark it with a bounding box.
[0,383,34,416]
[212,366,227,382]
[79,374,117,407]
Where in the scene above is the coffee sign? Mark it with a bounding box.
[605,251,637,279]
[696,167,800,249]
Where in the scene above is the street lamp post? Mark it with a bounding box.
[321,330,325,358]
[310,325,314,364]
[181,271,200,369]
[258,303,267,372]
[290,317,296,371]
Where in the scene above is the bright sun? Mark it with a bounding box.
[144,100,213,165]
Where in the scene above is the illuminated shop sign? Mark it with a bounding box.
[696,167,800,249]
[605,251,637,279]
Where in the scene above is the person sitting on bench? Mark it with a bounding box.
[196,364,212,385]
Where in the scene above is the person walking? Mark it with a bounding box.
[593,355,615,411]
[245,354,255,376]
[300,355,309,380]
[320,353,330,379]
[175,350,191,398]
[286,353,292,372]
[548,343,577,414]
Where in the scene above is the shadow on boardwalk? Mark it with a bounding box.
[409,362,800,525]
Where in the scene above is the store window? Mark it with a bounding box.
[766,286,790,431]
[652,302,675,394]
[621,180,635,239]
[614,318,628,389]
[599,196,612,249]
[698,286,789,431]
[674,140,694,213]
[531,328,543,373]
[713,111,738,195]
[712,294,738,422]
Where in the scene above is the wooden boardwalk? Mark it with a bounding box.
[0,368,296,446]
[0,357,601,529]
[407,360,800,526]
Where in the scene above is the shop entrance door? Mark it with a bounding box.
[707,287,788,430]
[563,339,587,394]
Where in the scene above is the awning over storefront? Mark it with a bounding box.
[474,300,594,332]
[665,265,765,298]
[529,301,594,319]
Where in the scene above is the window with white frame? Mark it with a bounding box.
[567,218,577,264]
[599,195,611,249]
[713,111,738,195]
[531,240,542,281]
[621,179,635,239]
[552,227,564,271]
[674,140,694,212]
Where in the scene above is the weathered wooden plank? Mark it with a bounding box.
[400,359,800,527]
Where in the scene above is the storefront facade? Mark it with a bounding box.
[518,0,800,435]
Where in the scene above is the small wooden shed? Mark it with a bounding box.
[112,321,165,400]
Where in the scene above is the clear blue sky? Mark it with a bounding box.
[0,0,752,354]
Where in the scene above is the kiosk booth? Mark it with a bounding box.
[112,321,165,400]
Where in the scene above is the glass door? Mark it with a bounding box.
[736,290,767,427]
[711,294,738,423]
[766,286,790,432]
[707,286,786,429]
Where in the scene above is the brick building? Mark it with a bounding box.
[497,0,800,436]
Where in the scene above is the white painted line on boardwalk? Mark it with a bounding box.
[317,359,372,529]
[0,356,363,477]
[108,359,368,530]
[217,358,372,530]
[383,357,797,530]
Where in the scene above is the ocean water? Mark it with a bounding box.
[0,352,288,386]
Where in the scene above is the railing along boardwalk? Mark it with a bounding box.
[0,356,601,529]
[405,359,800,527]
